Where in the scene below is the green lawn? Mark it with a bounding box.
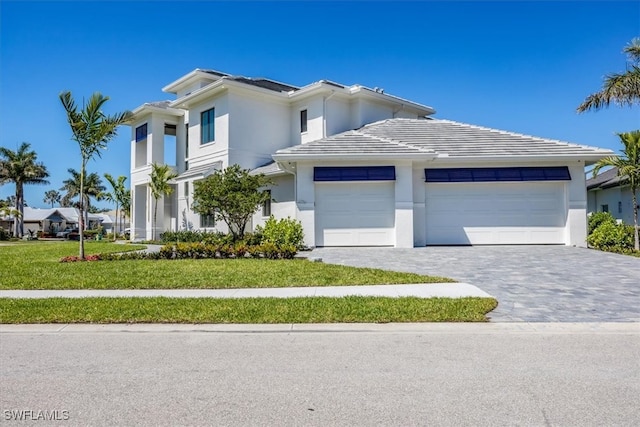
[0,297,497,323]
[0,241,453,289]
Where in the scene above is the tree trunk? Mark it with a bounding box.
[14,184,23,238]
[114,205,119,241]
[153,198,158,241]
[633,188,639,251]
[78,161,85,260]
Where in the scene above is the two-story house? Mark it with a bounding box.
[127,69,612,248]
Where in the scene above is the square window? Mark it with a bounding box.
[201,108,215,144]
[200,214,215,228]
[601,204,609,213]
[135,123,147,142]
[300,109,308,133]
[262,190,271,217]
[618,201,622,214]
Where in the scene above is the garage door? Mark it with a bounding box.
[425,182,566,245]
[315,182,395,246]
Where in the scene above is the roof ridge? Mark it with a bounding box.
[353,128,435,154]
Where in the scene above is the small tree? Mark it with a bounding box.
[0,142,50,237]
[149,163,178,241]
[592,130,640,251]
[192,165,273,240]
[60,91,132,259]
[104,174,127,240]
[43,190,61,208]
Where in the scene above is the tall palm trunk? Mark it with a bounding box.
[14,184,24,238]
[153,197,158,241]
[114,204,119,241]
[78,160,85,259]
[633,190,639,251]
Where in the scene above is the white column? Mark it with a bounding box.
[394,161,414,248]
[295,163,316,248]
[567,163,588,247]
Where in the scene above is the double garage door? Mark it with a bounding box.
[425,182,566,245]
[315,182,395,247]
[313,179,567,247]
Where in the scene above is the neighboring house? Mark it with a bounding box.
[3,207,107,235]
[127,68,613,247]
[586,167,639,224]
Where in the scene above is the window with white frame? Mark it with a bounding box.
[200,214,215,228]
[262,190,271,217]
[300,109,308,133]
[201,108,215,144]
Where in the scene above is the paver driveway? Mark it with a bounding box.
[311,246,640,322]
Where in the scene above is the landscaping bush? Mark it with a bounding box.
[588,211,616,235]
[0,228,11,241]
[256,216,305,249]
[587,221,634,252]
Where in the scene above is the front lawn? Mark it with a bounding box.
[0,241,453,289]
[0,296,497,323]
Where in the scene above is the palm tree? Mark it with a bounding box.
[149,163,177,240]
[104,173,127,240]
[43,189,61,208]
[0,142,49,237]
[577,38,640,112]
[592,130,640,250]
[121,188,131,237]
[60,91,132,258]
[60,168,106,231]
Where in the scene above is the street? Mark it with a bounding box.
[1,323,638,426]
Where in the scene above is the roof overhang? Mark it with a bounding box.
[127,103,184,124]
[171,161,223,182]
[162,69,227,94]
[273,152,438,162]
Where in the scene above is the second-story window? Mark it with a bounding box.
[300,109,308,133]
[201,108,215,144]
[135,123,148,142]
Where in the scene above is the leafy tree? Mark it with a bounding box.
[60,91,132,259]
[60,168,106,231]
[43,189,61,208]
[192,165,273,240]
[0,142,49,237]
[577,38,640,112]
[149,163,178,240]
[592,130,640,250]
[104,173,127,240]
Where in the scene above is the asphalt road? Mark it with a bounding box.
[1,324,638,426]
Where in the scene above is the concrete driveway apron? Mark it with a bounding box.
[311,246,640,322]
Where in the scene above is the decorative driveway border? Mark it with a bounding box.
[312,246,640,322]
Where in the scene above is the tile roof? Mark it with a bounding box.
[250,161,287,176]
[586,167,626,190]
[173,162,222,181]
[275,118,614,160]
[227,77,299,93]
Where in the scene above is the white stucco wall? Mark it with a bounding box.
[227,92,291,169]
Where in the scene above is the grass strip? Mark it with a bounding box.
[0,297,497,323]
[0,242,452,289]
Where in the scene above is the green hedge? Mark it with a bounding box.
[100,242,297,261]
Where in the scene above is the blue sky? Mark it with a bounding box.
[1,1,639,209]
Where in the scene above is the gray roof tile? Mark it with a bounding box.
[275,118,613,159]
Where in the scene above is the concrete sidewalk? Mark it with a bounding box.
[0,283,492,299]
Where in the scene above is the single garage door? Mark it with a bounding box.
[315,182,395,246]
[425,182,566,245]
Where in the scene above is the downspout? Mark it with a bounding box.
[322,90,336,138]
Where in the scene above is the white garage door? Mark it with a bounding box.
[315,182,395,246]
[425,182,566,245]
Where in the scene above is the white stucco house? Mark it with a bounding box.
[586,167,639,224]
[127,69,613,247]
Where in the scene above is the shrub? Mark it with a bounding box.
[0,228,10,241]
[257,216,305,249]
[587,221,634,252]
[588,211,616,235]
[59,254,101,262]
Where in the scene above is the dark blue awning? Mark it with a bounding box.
[314,166,396,182]
[425,167,571,183]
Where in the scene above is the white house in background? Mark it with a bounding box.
[127,68,613,247]
[586,167,639,224]
[1,207,111,236]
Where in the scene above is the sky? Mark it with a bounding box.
[1,0,639,210]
